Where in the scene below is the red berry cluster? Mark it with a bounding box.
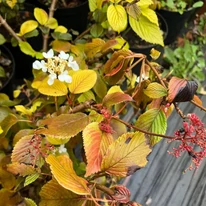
[100,108,111,119]
[99,121,113,134]
[28,134,54,166]
[168,113,206,171]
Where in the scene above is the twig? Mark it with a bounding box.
[112,116,176,139]
[42,0,58,51]
[146,59,167,88]
[68,100,95,113]
[190,99,206,112]
[0,15,22,42]
[73,26,91,43]
[173,102,186,119]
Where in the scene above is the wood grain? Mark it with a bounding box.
[125,95,206,206]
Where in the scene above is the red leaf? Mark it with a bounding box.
[168,77,187,102]
[103,92,133,107]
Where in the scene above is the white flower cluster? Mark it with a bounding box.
[33,49,79,85]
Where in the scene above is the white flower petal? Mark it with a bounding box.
[58,51,69,60]
[48,73,57,85]
[43,49,54,59]
[48,78,54,85]
[32,60,42,70]
[41,60,47,72]
[58,144,67,153]
[65,75,72,83]
[68,61,79,71]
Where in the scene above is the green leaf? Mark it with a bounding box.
[93,72,107,99]
[101,132,151,177]
[129,14,164,46]
[0,66,6,77]
[135,108,167,146]
[19,42,36,57]
[0,34,6,45]
[193,1,204,8]
[107,4,127,33]
[37,113,89,142]
[24,173,40,187]
[24,29,39,38]
[144,83,167,98]
[51,32,72,41]
[46,154,90,195]
[90,24,104,37]
[24,198,38,206]
[0,114,18,139]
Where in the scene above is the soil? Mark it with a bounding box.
[40,0,86,9]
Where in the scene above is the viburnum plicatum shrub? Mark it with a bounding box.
[0,45,205,206]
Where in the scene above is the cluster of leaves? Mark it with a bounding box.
[163,39,206,92]
[159,0,203,14]
[89,0,164,46]
[0,36,205,204]
[0,0,25,19]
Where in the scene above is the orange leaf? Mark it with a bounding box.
[83,122,114,177]
[103,92,133,107]
[101,132,151,177]
[46,154,90,195]
[11,135,45,167]
[7,162,36,177]
[192,95,202,106]
[168,77,187,103]
[51,39,71,52]
[37,113,89,140]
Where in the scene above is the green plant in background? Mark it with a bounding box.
[164,39,206,90]
[159,0,203,14]
[89,0,164,46]
[0,0,25,19]
[190,12,206,45]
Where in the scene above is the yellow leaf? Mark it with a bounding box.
[19,42,37,57]
[15,101,42,116]
[13,89,21,98]
[40,179,86,206]
[141,8,158,25]
[19,20,38,36]
[0,126,3,135]
[107,85,123,94]
[84,38,105,58]
[6,0,17,8]
[137,0,153,7]
[101,132,151,177]
[46,154,90,195]
[69,70,97,94]
[107,4,127,33]
[129,15,164,46]
[34,8,48,25]
[38,78,68,96]
[55,25,68,33]
[46,17,58,29]
[112,37,129,50]
[46,136,70,145]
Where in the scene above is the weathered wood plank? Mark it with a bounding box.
[125,95,206,206]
